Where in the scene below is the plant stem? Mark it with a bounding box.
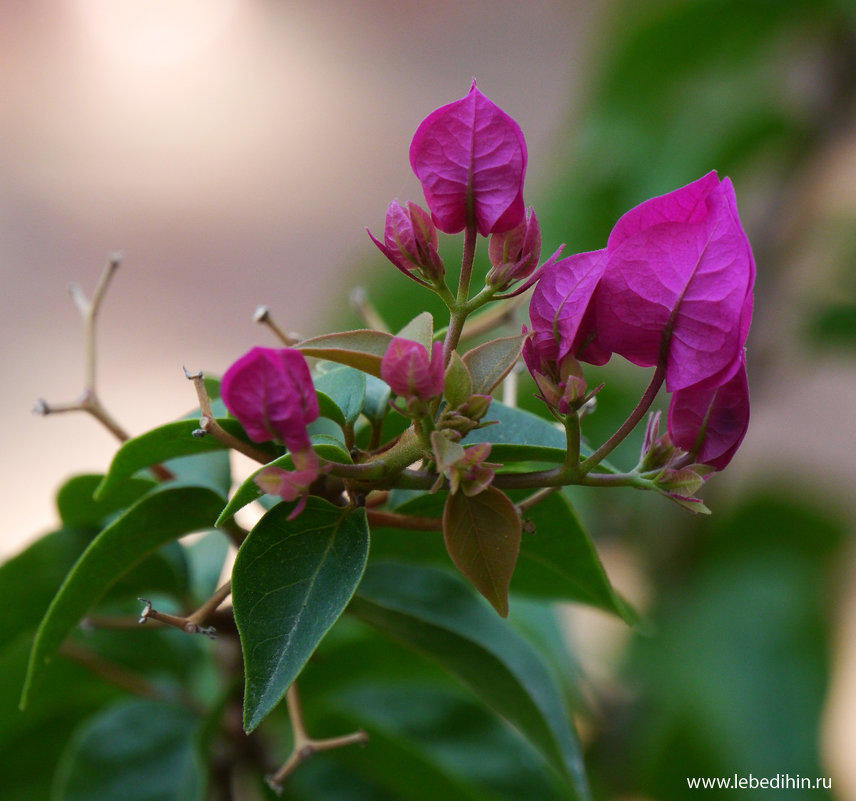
[366,509,442,531]
[267,684,368,793]
[580,364,666,475]
[443,223,478,363]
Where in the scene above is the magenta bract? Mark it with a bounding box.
[528,249,611,365]
[255,448,321,520]
[221,347,319,452]
[409,81,527,236]
[668,355,750,470]
[596,171,755,392]
[381,337,445,402]
[367,200,444,283]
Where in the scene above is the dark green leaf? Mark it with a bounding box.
[0,529,92,651]
[95,419,275,499]
[362,374,392,424]
[52,699,204,801]
[233,499,370,731]
[315,365,367,425]
[316,390,348,427]
[21,485,225,707]
[443,488,521,617]
[215,439,353,526]
[464,402,566,463]
[297,329,394,378]
[56,473,156,528]
[462,334,525,394]
[351,563,590,800]
[0,635,118,801]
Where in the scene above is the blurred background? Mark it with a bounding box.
[2,1,855,799]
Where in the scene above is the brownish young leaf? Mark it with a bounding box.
[442,486,521,616]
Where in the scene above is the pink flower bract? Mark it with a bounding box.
[367,200,444,283]
[528,249,611,365]
[596,171,755,392]
[409,81,527,236]
[381,337,445,402]
[668,355,750,470]
[221,347,319,452]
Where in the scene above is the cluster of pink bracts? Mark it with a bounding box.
[219,82,754,514]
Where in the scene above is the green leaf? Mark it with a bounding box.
[464,402,566,463]
[443,488,522,617]
[52,699,204,801]
[316,390,348,427]
[315,365,367,425]
[56,473,156,528]
[396,311,434,350]
[351,563,590,800]
[21,485,225,707]
[444,351,474,409]
[0,529,91,652]
[297,329,394,378]
[462,334,526,395]
[232,499,370,731]
[215,439,353,526]
[362,374,392,424]
[95,419,275,499]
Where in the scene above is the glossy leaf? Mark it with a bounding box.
[56,473,156,528]
[95,419,274,499]
[362,374,392,424]
[215,439,352,526]
[315,390,348,428]
[21,485,225,707]
[52,699,204,801]
[314,365,367,425]
[0,528,91,651]
[232,499,370,731]
[443,487,521,617]
[464,401,565,462]
[297,329,394,378]
[462,334,526,394]
[351,563,590,799]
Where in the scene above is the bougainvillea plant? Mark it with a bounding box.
[14,81,753,799]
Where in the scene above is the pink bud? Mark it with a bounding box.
[596,172,755,392]
[487,208,542,289]
[668,355,750,470]
[367,200,445,283]
[221,347,319,453]
[409,81,527,236]
[381,337,445,402]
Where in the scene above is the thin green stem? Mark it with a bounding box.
[443,223,479,363]
[580,364,666,475]
[563,411,582,476]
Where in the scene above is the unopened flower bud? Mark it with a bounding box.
[487,208,541,290]
[368,200,445,284]
[381,337,445,403]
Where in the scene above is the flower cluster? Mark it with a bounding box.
[527,172,754,472]
[218,81,754,563]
